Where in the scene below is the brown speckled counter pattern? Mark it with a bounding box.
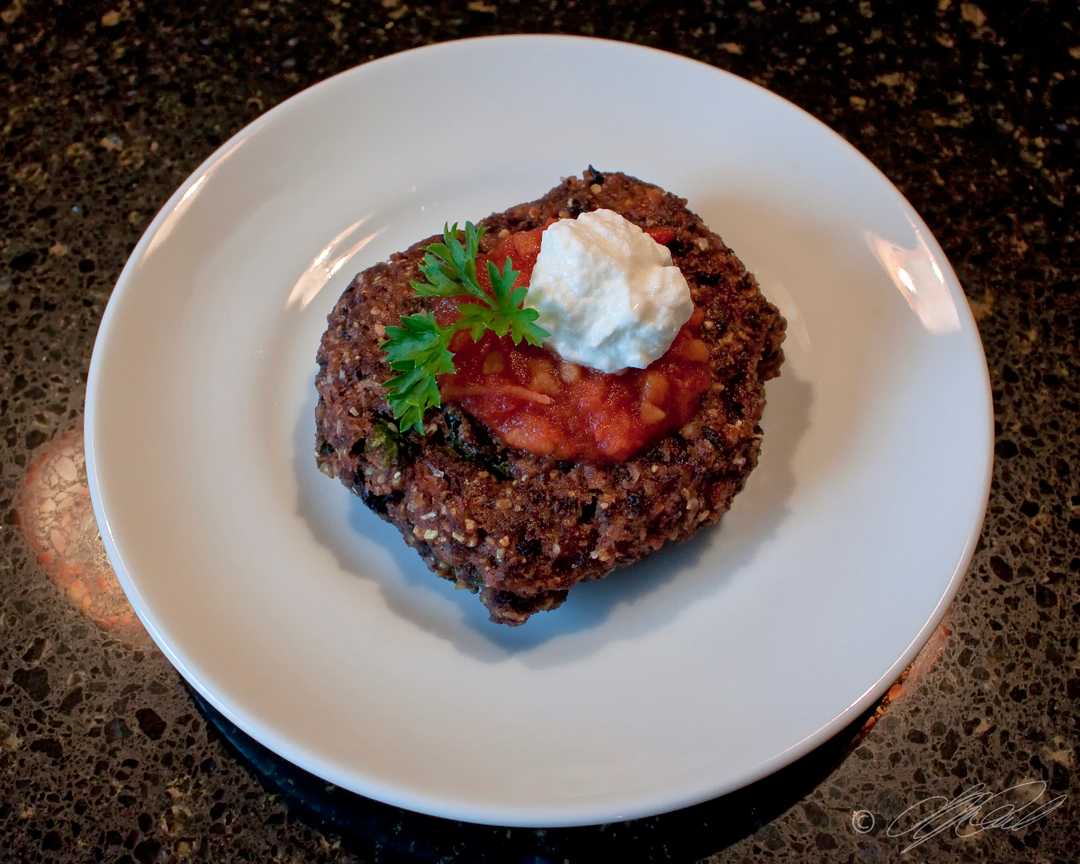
[1,1,1077,862]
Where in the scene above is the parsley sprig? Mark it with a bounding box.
[381,222,549,435]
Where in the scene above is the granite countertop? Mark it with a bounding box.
[1,1,1076,861]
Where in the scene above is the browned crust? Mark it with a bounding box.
[314,168,786,624]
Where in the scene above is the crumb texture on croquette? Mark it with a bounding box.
[315,168,786,625]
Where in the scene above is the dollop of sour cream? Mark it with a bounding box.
[526,209,693,373]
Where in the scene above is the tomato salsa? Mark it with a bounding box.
[438,226,711,463]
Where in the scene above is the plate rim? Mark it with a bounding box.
[84,33,994,827]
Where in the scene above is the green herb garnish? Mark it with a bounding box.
[381,222,549,435]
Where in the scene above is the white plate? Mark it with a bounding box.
[86,36,992,827]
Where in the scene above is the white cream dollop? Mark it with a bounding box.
[526,209,693,373]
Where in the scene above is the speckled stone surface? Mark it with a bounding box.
[2,1,1077,861]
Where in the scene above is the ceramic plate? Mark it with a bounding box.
[85,36,992,827]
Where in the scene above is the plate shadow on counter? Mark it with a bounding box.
[293,367,811,664]
[192,683,865,863]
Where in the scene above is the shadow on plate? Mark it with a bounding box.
[696,191,910,487]
[294,367,811,660]
[192,683,867,863]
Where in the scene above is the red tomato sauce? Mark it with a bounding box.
[438,227,711,463]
